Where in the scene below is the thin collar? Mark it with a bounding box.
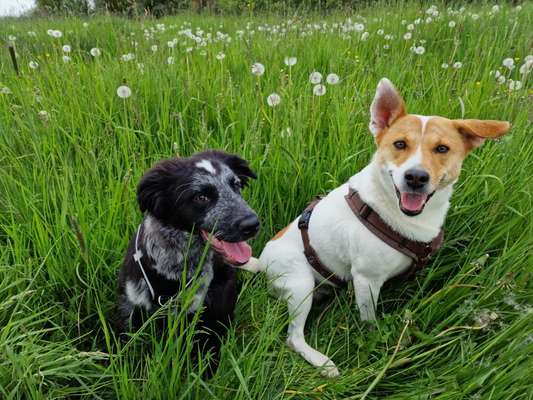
[133,224,157,301]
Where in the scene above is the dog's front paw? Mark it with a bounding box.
[320,362,340,378]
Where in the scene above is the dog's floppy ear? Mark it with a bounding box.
[207,151,257,187]
[137,158,182,217]
[369,78,406,136]
[224,154,257,186]
[454,119,511,149]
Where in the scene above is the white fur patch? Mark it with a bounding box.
[125,280,152,310]
[412,114,435,135]
[195,159,216,174]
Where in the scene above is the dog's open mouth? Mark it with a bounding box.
[200,230,252,266]
[394,188,431,216]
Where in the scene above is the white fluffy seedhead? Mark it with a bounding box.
[369,78,406,136]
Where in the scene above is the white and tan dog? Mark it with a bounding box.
[241,78,510,377]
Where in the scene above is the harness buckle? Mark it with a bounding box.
[298,209,313,230]
[360,203,371,219]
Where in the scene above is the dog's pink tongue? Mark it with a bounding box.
[220,241,252,265]
[401,192,428,212]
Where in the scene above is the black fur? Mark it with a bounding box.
[114,150,258,377]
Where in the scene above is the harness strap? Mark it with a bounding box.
[298,198,348,288]
[297,188,445,286]
[344,188,444,276]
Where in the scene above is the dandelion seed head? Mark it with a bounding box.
[508,80,522,91]
[38,110,49,121]
[326,73,340,85]
[284,56,297,66]
[216,52,226,60]
[309,71,322,84]
[90,48,101,57]
[251,62,265,76]
[167,56,175,65]
[502,58,514,70]
[403,32,412,40]
[62,55,71,63]
[448,20,456,28]
[62,45,71,53]
[519,60,532,75]
[116,85,132,99]
[414,46,425,55]
[281,127,292,138]
[29,61,39,69]
[267,93,281,107]
[47,29,62,38]
[453,61,463,69]
[313,84,326,96]
[121,53,135,62]
[441,63,449,69]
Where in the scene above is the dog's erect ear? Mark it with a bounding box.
[369,78,406,136]
[454,119,511,149]
[137,159,181,217]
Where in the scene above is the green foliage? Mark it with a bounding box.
[0,2,532,398]
[35,0,91,14]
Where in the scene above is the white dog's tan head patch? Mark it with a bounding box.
[369,78,511,216]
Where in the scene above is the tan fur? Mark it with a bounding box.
[376,115,511,189]
[272,225,290,240]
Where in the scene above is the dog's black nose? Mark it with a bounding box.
[404,169,430,190]
[237,214,260,237]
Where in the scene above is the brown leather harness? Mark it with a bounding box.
[298,188,444,287]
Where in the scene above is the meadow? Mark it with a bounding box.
[0,2,532,398]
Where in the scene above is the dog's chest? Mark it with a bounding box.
[309,185,413,282]
[143,224,214,312]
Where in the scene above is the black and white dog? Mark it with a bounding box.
[114,150,259,373]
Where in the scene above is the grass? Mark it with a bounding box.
[0,2,532,398]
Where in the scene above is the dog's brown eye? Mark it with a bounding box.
[393,140,407,150]
[435,145,449,154]
[194,194,210,204]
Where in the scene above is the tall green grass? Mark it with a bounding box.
[0,2,531,398]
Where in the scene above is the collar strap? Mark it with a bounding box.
[344,188,444,275]
[298,197,348,288]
